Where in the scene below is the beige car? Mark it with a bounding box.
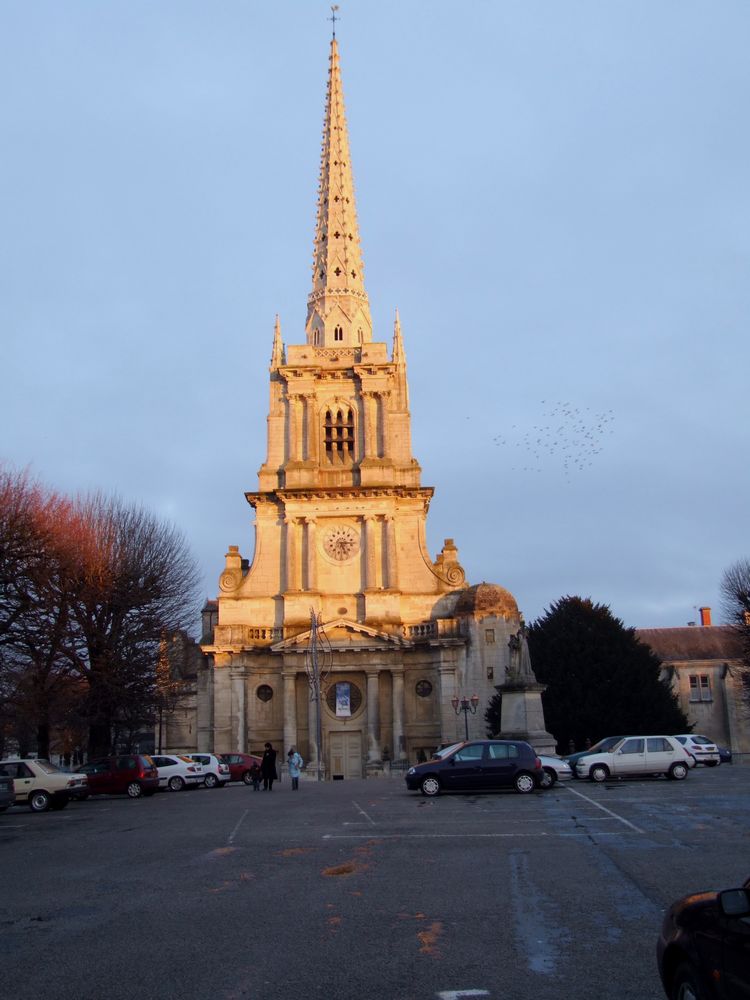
[0,758,88,812]
[574,736,693,782]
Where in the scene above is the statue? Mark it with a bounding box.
[507,623,537,685]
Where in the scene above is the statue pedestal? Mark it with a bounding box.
[498,682,557,755]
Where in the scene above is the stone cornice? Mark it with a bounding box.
[246,486,434,508]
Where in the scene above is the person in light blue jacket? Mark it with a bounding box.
[287,747,303,790]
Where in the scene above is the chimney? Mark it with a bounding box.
[699,607,712,627]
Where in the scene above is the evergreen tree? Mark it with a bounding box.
[488,596,688,753]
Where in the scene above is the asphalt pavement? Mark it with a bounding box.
[2,765,748,1000]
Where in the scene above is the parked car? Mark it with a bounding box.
[718,745,733,764]
[79,755,159,798]
[406,739,542,797]
[0,758,88,812]
[657,875,750,999]
[537,755,572,789]
[151,754,205,791]
[183,753,231,788]
[674,734,721,767]
[0,770,14,811]
[220,752,263,785]
[574,736,693,782]
[564,736,625,774]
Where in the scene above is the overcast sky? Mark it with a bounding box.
[2,1,748,632]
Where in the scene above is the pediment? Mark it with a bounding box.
[271,617,409,652]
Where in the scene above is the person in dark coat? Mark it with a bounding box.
[261,742,278,791]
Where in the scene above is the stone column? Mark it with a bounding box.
[283,671,298,758]
[363,514,379,590]
[285,516,299,592]
[380,391,391,459]
[291,395,304,461]
[385,514,398,590]
[392,667,406,759]
[366,669,381,763]
[231,670,246,752]
[438,663,459,746]
[305,517,317,591]
[302,392,315,462]
[362,392,376,459]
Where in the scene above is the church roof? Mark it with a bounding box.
[636,625,744,662]
[455,582,519,620]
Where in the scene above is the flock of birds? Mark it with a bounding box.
[492,400,615,479]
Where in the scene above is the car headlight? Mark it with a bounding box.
[407,767,416,776]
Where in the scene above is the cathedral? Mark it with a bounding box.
[192,37,550,777]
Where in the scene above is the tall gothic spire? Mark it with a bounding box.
[305,38,372,348]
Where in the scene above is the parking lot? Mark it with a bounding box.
[2,765,748,1000]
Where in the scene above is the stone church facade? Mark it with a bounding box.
[192,38,533,777]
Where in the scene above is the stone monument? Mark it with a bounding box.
[497,623,557,754]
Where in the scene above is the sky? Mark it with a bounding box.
[2,1,749,633]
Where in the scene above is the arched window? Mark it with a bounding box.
[334,325,343,342]
[357,328,363,344]
[324,405,355,462]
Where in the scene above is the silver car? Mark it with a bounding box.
[537,755,572,789]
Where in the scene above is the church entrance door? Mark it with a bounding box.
[329,731,362,780]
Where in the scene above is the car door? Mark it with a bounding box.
[645,737,675,775]
[4,762,35,802]
[440,743,484,791]
[611,738,646,776]
[477,742,518,789]
[721,898,750,998]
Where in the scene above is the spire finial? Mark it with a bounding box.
[329,5,339,40]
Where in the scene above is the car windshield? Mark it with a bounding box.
[35,760,61,774]
[592,737,621,752]
[692,736,713,745]
[433,743,463,760]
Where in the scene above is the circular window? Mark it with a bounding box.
[257,685,273,703]
[415,680,433,698]
[325,681,363,716]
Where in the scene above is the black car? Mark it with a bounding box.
[657,877,750,999]
[405,739,542,797]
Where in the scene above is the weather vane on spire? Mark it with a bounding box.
[329,5,340,39]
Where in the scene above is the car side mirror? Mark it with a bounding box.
[720,889,750,917]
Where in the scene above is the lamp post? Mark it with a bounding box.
[451,693,480,741]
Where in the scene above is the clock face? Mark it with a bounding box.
[323,525,360,562]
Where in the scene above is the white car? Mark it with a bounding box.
[674,734,721,767]
[151,754,205,791]
[183,753,231,788]
[574,736,693,782]
[537,755,573,789]
[0,758,88,811]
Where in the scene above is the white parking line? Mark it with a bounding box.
[564,785,645,833]
[227,808,249,844]
[437,991,490,999]
[351,800,376,826]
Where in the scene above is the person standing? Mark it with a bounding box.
[261,742,278,791]
[287,747,303,790]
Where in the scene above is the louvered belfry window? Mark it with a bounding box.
[324,406,355,461]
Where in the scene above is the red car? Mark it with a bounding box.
[80,755,159,798]
[220,752,263,785]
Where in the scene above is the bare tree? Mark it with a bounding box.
[62,494,202,757]
[720,559,750,697]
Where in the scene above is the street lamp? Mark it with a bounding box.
[451,693,480,741]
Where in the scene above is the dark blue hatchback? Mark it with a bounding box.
[405,739,542,797]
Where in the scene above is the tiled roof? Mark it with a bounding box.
[636,625,744,662]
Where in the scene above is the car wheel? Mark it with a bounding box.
[669,762,688,781]
[204,773,219,789]
[242,771,253,785]
[671,961,705,1000]
[539,767,556,790]
[590,764,609,783]
[514,772,536,794]
[29,790,51,812]
[420,776,440,797]
[126,781,143,798]
[168,776,185,792]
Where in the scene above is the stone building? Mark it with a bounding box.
[194,38,540,776]
[637,608,749,754]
